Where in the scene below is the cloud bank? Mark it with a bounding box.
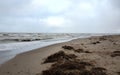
[0,0,120,33]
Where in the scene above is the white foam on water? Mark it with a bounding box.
[0,35,94,65]
[0,38,74,65]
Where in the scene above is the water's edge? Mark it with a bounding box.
[0,34,111,65]
[0,37,80,65]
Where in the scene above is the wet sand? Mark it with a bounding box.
[0,35,120,75]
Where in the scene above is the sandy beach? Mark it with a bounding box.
[0,35,120,75]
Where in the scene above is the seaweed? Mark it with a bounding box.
[43,51,77,63]
[111,51,120,57]
[62,45,74,50]
[42,60,107,75]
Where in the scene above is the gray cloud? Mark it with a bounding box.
[0,0,120,33]
[110,0,120,9]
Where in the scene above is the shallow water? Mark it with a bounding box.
[0,34,104,65]
[0,38,75,65]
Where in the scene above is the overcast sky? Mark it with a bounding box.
[0,0,120,33]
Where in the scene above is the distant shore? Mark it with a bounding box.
[0,35,120,75]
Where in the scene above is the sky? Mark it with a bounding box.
[0,0,120,33]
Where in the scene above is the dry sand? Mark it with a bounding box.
[0,35,120,75]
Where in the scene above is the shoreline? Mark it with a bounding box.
[0,35,120,75]
[0,37,76,65]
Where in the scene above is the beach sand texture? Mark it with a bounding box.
[0,35,120,75]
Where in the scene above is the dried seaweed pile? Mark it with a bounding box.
[40,50,107,75]
[43,51,77,63]
[111,51,120,57]
[62,45,92,53]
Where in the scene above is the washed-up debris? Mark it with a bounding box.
[62,45,74,50]
[42,60,107,75]
[111,51,120,57]
[43,51,77,63]
[91,41,100,44]
[62,45,92,53]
